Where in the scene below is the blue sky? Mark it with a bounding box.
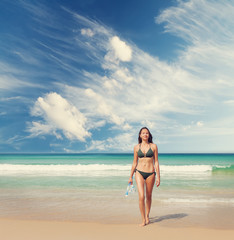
[0,0,234,153]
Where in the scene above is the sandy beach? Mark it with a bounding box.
[1,217,234,240]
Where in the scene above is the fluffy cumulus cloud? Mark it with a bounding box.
[28,92,91,141]
[109,36,132,62]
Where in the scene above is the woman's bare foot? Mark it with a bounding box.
[146,217,150,225]
[139,220,146,227]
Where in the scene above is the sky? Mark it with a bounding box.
[0,0,234,153]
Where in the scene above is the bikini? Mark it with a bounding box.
[135,144,156,180]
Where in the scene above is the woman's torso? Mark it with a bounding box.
[136,143,155,172]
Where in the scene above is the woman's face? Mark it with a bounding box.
[140,128,149,141]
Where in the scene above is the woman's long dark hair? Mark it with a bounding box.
[138,127,153,144]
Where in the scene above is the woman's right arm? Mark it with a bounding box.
[128,145,138,184]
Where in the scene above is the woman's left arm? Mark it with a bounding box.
[154,144,160,187]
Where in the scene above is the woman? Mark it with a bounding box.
[128,127,160,226]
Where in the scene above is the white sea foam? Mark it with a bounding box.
[0,164,220,177]
[0,164,131,176]
[160,165,213,175]
[162,198,234,204]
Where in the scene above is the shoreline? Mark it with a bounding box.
[1,217,234,240]
[1,201,234,230]
[1,188,234,230]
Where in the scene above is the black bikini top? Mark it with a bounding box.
[138,144,154,158]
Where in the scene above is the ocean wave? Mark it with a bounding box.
[160,165,213,175]
[0,164,231,177]
[212,165,234,175]
[0,164,131,176]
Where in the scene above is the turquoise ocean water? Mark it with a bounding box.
[0,153,234,224]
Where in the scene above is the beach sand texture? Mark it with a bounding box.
[1,218,234,240]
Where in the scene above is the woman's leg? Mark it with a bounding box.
[145,173,155,224]
[135,171,146,226]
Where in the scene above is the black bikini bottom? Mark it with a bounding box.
[135,169,156,180]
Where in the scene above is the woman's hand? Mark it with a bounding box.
[128,177,133,184]
[156,177,160,187]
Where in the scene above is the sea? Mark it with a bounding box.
[0,153,234,227]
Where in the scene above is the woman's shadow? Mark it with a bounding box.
[150,213,188,223]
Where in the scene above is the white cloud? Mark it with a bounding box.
[223,100,234,105]
[84,88,125,125]
[156,0,234,44]
[141,120,155,130]
[0,75,22,90]
[0,61,46,91]
[28,121,59,138]
[81,28,95,37]
[105,36,132,63]
[13,51,39,65]
[114,68,133,83]
[156,0,234,95]
[28,92,91,141]
[86,132,135,152]
[103,77,121,91]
